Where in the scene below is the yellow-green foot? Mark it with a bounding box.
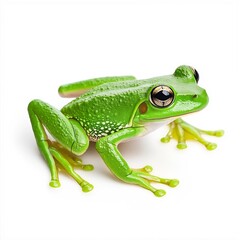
[161,118,224,150]
[129,166,179,197]
[48,146,94,193]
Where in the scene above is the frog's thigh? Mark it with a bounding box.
[28,99,89,154]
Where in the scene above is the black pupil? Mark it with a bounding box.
[193,69,199,83]
[155,90,171,101]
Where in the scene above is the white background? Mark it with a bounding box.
[0,0,240,240]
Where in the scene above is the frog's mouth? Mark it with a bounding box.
[138,108,203,123]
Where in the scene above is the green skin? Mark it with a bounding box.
[28,66,223,197]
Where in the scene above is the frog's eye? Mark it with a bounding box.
[150,85,174,108]
[190,67,199,83]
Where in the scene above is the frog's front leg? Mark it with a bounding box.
[161,118,224,150]
[28,99,93,192]
[96,127,179,197]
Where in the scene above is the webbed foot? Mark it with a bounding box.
[48,141,94,192]
[128,166,179,197]
[161,118,224,150]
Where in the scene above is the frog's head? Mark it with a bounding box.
[137,65,209,122]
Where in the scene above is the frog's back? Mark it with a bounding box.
[61,79,150,141]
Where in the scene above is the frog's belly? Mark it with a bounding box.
[119,117,177,143]
[88,117,176,142]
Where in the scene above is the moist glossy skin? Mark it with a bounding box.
[28,65,223,197]
[61,66,208,141]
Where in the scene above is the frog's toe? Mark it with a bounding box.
[143,165,153,173]
[161,136,171,143]
[82,164,94,171]
[49,179,61,188]
[177,142,187,150]
[134,165,153,173]
[206,142,217,151]
[72,158,94,171]
[154,189,166,197]
[169,179,179,188]
[81,182,94,192]
[215,130,224,137]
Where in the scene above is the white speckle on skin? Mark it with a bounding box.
[80,117,128,142]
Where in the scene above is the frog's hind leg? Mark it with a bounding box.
[28,99,93,192]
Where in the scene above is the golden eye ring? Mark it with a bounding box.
[150,85,174,108]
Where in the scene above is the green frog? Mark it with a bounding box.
[28,65,223,197]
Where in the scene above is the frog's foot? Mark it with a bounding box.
[127,168,179,197]
[161,118,224,150]
[50,141,94,171]
[48,143,94,192]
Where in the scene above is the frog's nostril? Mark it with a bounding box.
[193,94,198,99]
